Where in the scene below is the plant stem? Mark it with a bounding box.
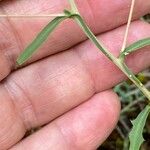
[0,14,66,18]
[72,14,150,101]
[67,0,150,101]
[73,15,116,62]
[68,0,79,14]
[118,62,150,100]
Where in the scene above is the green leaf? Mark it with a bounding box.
[121,37,150,57]
[17,16,67,65]
[129,105,150,150]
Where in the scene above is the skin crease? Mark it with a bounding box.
[0,0,149,149]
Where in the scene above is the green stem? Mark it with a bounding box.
[68,0,79,14]
[73,15,117,62]
[118,62,150,100]
[67,0,150,101]
[74,15,150,100]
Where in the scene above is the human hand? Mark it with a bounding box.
[0,0,150,149]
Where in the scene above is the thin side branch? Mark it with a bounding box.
[0,14,65,18]
[121,0,136,52]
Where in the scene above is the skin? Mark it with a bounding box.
[0,0,149,149]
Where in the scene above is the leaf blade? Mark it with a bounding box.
[17,16,67,65]
[129,105,150,150]
[120,37,150,57]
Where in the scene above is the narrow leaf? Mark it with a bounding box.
[121,37,150,57]
[129,105,150,150]
[17,16,67,65]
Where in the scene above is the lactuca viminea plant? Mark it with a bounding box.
[14,0,150,149]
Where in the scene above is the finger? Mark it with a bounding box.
[10,91,120,150]
[0,20,149,149]
[0,0,150,80]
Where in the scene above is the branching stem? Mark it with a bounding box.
[68,0,150,101]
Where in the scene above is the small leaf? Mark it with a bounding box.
[120,37,150,57]
[17,16,67,65]
[64,9,72,16]
[129,105,150,150]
